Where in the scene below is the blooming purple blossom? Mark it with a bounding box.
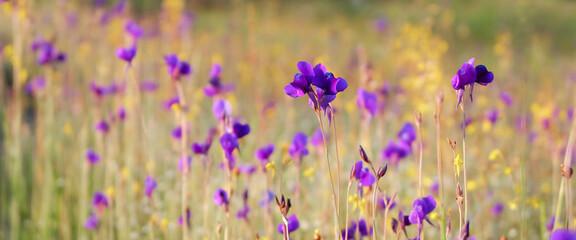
[397,122,416,145]
[255,143,274,168]
[92,192,109,212]
[212,99,232,121]
[500,91,514,107]
[288,132,309,159]
[358,219,373,237]
[31,39,66,65]
[259,190,275,207]
[382,140,411,164]
[277,214,300,234]
[341,220,357,239]
[86,149,100,165]
[117,106,126,121]
[353,161,375,187]
[485,109,499,125]
[377,195,396,211]
[408,195,436,224]
[375,17,388,33]
[25,77,46,95]
[238,164,256,175]
[451,58,494,107]
[144,176,157,198]
[204,63,234,97]
[116,44,137,63]
[94,120,110,134]
[310,128,325,148]
[171,126,183,139]
[125,21,143,39]
[214,188,229,206]
[550,229,576,240]
[140,80,158,92]
[491,202,504,216]
[84,213,100,230]
[220,133,239,158]
[232,122,251,139]
[164,54,191,80]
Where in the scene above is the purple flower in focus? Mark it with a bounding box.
[86,149,100,165]
[353,161,375,187]
[94,120,110,134]
[551,229,576,240]
[408,195,436,224]
[232,122,251,139]
[164,54,191,80]
[451,58,477,90]
[284,61,315,98]
[25,77,46,95]
[277,214,300,234]
[474,65,494,86]
[311,63,348,96]
[116,44,137,63]
[288,132,309,159]
[357,88,378,117]
[84,213,100,230]
[214,188,229,206]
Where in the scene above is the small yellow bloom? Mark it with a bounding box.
[467,180,477,191]
[454,154,463,177]
[265,162,276,176]
[508,200,517,210]
[62,123,73,136]
[106,186,115,198]
[121,167,131,179]
[429,212,439,221]
[504,167,512,176]
[303,167,315,178]
[489,149,503,161]
[160,218,169,231]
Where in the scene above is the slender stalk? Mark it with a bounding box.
[382,193,396,240]
[331,110,342,216]
[314,111,340,239]
[174,81,189,240]
[344,181,352,240]
[461,103,469,222]
[415,113,423,198]
[435,93,446,240]
[562,104,576,229]
[371,182,379,240]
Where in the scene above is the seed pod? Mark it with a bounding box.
[359,145,371,164]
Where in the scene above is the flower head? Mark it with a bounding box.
[353,161,375,187]
[94,120,110,134]
[25,77,46,95]
[204,63,234,97]
[214,188,229,206]
[116,44,137,63]
[255,143,275,168]
[31,39,66,65]
[178,156,192,172]
[232,122,251,139]
[284,61,315,98]
[220,133,239,158]
[382,140,411,164]
[550,229,576,240]
[397,122,416,145]
[144,176,157,198]
[125,20,143,39]
[357,88,378,117]
[408,195,436,224]
[92,192,109,211]
[164,54,191,80]
[86,149,100,165]
[358,219,373,237]
[277,214,300,234]
[341,220,357,239]
[84,213,100,230]
[288,132,309,159]
[212,99,232,121]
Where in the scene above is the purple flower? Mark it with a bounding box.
[382,140,411,164]
[220,133,239,158]
[255,143,274,168]
[92,192,109,212]
[284,61,315,98]
[500,91,514,106]
[117,107,126,121]
[31,39,66,65]
[236,205,250,220]
[116,44,137,63]
[341,220,357,239]
[84,213,100,230]
[164,54,191,80]
[259,190,275,207]
[178,156,192,172]
[397,122,416,145]
[353,161,375,187]
[547,216,556,232]
[550,229,576,240]
[25,77,46,95]
[214,188,229,206]
[358,219,373,236]
[191,142,210,155]
[474,65,494,86]
[408,195,436,224]
[140,80,158,92]
[238,164,256,175]
[172,126,183,139]
[277,214,300,234]
[163,96,180,110]
[288,132,309,159]
[485,109,499,125]
[125,21,143,39]
[86,149,100,165]
[311,63,348,95]
[178,208,191,228]
[94,120,110,134]
[232,122,251,139]
[144,176,157,198]
[357,88,378,117]
[491,202,504,216]
[375,17,388,33]
[204,63,234,97]
[377,195,396,211]
[212,99,232,121]
[310,128,325,147]
[451,58,477,90]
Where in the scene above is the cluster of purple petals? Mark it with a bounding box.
[341,219,372,239]
[164,54,191,80]
[204,63,234,97]
[31,38,66,65]
[277,214,300,234]
[288,132,309,159]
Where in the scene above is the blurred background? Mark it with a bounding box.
[1,0,576,239]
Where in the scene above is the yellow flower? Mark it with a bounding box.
[303,167,315,178]
[454,154,463,177]
[106,186,115,198]
[489,149,503,161]
[467,180,477,191]
[121,167,131,179]
[265,162,276,176]
[161,218,169,232]
[62,122,73,136]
